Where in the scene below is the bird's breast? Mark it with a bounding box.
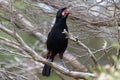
[47,29,68,52]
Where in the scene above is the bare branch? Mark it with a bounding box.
[63,29,98,65]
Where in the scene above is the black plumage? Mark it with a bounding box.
[42,7,69,76]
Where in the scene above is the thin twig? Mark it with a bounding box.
[63,29,98,65]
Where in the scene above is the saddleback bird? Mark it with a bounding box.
[42,7,69,76]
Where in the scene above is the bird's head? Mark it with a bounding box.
[56,7,69,19]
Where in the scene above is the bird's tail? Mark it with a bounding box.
[42,51,52,76]
[42,64,51,76]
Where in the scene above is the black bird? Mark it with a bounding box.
[42,7,69,76]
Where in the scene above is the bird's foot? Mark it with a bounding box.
[61,59,70,72]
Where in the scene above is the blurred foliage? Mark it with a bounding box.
[18,32,36,45]
[85,56,120,80]
[96,56,120,80]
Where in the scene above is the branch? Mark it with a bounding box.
[63,53,88,72]
[35,56,95,78]
[63,29,98,65]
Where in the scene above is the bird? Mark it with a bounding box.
[42,7,69,76]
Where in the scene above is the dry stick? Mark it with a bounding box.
[63,29,98,65]
[102,40,112,65]
[0,24,39,56]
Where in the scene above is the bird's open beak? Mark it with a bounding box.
[62,9,69,17]
[62,5,71,17]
